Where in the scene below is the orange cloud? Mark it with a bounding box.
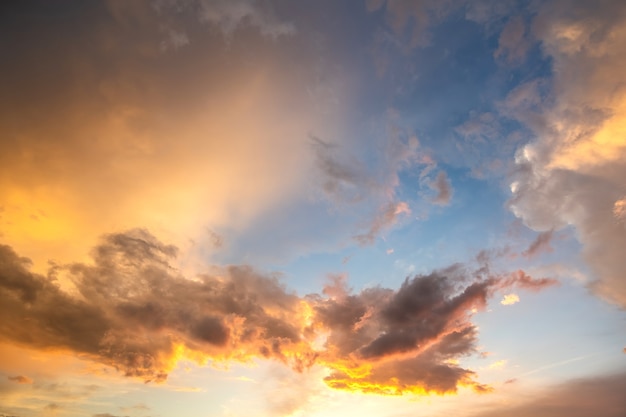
[0,231,556,395]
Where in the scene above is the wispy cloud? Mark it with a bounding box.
[430,171,453,206]
[7,375,33,384]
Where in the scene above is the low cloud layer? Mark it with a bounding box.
[0,230,556,394]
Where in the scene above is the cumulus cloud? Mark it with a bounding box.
[0,231,556,395]
[310,264,556,395]
[508,0,626,307]
[0,230,315,382]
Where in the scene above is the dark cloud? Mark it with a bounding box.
[470,372,626,417]
[0,230,311,382]
[0,230,556,394]
[311,265,556,395]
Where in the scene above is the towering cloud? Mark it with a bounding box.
[509,0,626,307]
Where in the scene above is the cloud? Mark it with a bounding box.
[7,376,32,384]
[522,230,554,259]
[470,372,626,417]
[160,29,189,51]
[430,171,453,206]
[508,0,626,307]
[354,202,411,245]
[310,120,421,245]
[93,414,128,417]
[0,230,556,395]
[153,0,295,40]
[366,0,465,47]
[310,264,556,395]
[494,16,530,65]
[0,230,314,382]
[488,359,507,370]
[500,293,520,305]
[44,403,61,415]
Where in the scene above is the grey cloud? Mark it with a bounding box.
[313,265,556,394]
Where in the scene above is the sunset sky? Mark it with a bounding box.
[1,1,626,416]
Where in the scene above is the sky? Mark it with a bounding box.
[1,0,625,416]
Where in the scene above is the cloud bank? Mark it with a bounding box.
[0,231,556,394]
[509,0,626,307]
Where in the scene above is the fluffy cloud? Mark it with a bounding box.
[508,0,626,307]
[0,231,556,394]
[0,230,314,382]
[310,265,556,395]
